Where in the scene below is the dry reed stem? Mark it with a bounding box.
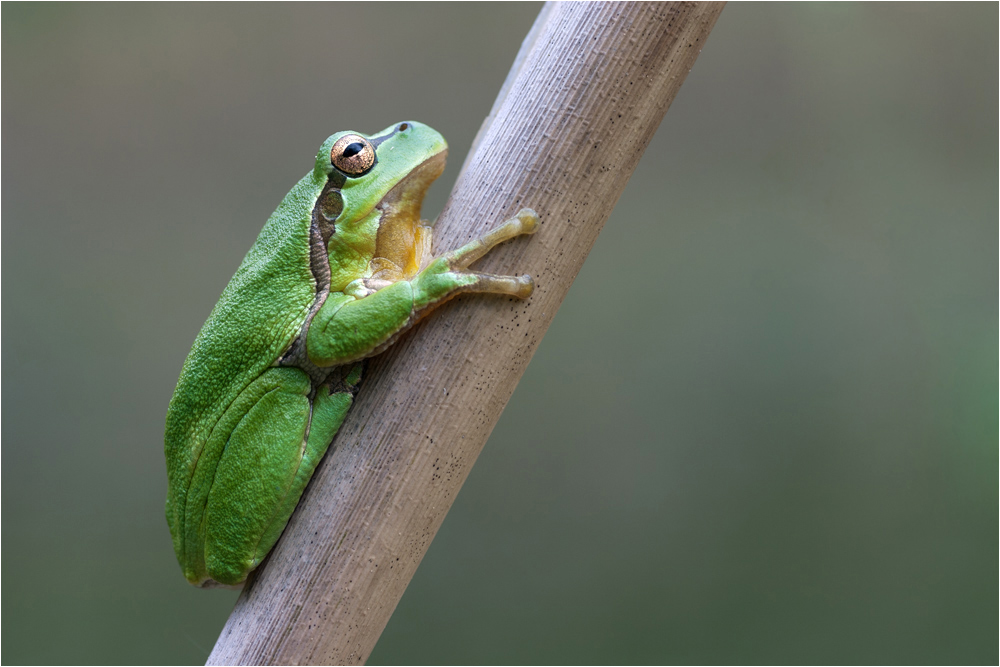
[208,3,724,664]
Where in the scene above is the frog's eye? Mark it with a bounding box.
[331,134,375,176]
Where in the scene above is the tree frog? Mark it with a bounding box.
[165,121,537,587]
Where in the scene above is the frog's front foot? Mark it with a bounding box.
[444,208,539,270]
[410,209,538,309]
[452,271,534,300]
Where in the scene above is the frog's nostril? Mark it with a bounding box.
[398,123,409,131]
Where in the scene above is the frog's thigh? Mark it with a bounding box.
[203,367,313,586]
[244,366,361,573]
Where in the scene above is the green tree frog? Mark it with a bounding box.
[165,121,537,587]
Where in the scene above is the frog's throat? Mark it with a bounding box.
[373,149,447,279]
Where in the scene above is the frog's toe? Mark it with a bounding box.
[515,274,534,298]
[456,272,534,299]
[514,208,539,235]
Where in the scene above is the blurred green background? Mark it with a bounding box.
[2,3,996,664]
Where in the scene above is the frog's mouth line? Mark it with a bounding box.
[374,149,448,229]
[376,148,448,214]
[371,149,447,279]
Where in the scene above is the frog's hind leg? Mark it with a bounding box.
[197,367,311,586]
[444,208,539,269]
[199,364,361,586]
[244,363,362,574]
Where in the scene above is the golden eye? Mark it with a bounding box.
[330,134,375,176]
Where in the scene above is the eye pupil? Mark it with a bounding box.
[342,142,364,158]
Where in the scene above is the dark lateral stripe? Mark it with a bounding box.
[369,126,401,149]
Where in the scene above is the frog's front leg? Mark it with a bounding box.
[306,208,538,367]
[439,207,539,271]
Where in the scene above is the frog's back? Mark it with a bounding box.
[165,172,324,541]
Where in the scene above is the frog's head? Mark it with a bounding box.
[314,121,448,227]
